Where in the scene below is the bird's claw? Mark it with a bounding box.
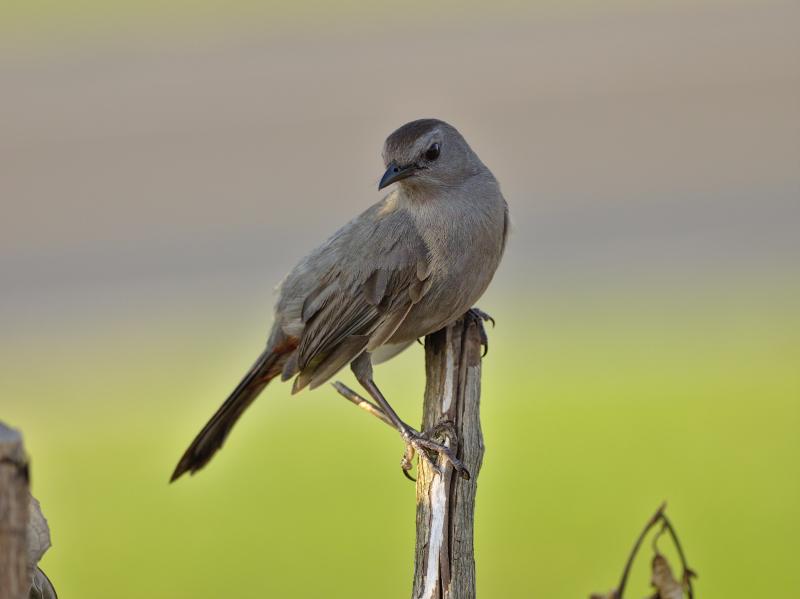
[466,307,494,356]
[401,443,419,481]
[399,427,471,482]
[468,307,495,327]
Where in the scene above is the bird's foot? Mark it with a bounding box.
[399,424,470,482]
[466,307,494,356]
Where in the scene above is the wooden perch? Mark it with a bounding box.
[0,423,56,599]
[333,315,487,598]
[0,423,29,599]
[412,316,485,599]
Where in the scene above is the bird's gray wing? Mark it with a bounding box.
[285,205,432,392]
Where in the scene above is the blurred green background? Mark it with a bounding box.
[1,1,798,597]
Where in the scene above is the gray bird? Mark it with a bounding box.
[171,118,509,482]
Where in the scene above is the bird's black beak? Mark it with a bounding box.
[379,161,416,190]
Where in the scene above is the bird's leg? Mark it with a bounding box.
[330,381,423,481]
[350,353,470,480]
[466,307,494,356]
[331,381,394,428]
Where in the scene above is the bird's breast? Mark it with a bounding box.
[389,194,506,342]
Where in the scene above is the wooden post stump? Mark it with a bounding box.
[0,423,29,599]
[412,316,485,599]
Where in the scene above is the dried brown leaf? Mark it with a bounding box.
[650,553,684,599]
[27,495,57,598]
[27,497,51,574]
[30,568,58,599]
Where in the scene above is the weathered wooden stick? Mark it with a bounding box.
[0,423,29,599]
[412,316,485,599]
[331,315,486,597]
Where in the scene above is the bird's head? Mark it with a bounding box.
[379,119,484,192]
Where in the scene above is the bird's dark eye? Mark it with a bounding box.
[425,143,440,161]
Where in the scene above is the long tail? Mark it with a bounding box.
[170,347,284,482]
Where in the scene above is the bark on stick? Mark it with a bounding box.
[0,423,29,599]
[412,317,485,599]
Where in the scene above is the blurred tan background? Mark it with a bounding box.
[2,1,798,597]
